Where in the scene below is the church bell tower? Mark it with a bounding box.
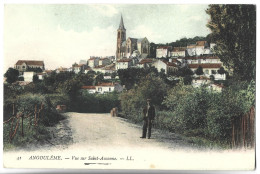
[116,15,126,60]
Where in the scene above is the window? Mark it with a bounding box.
[143,47,147,54]
[109,88,111,91]
[118,32,120,38]
[128,46,130,53]
[22,66,25,69]
[205,70,209,74]
[98,87,102,91]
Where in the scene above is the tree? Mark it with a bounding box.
[4,68,19,84]
[206,5,256,81]
[33,75,39,83]
[195,66,203,76]
[210,75,215,81]
[218,67,226,75]
[174,67,194,77]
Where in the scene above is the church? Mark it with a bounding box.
[116,15,150,60]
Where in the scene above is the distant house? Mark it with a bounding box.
[73,64,86,74]
[99,58,111,66]
[137,58,154,68]
[14,60,45,74]
[186,41,210,56]
[170,47,186,57]
[96,82,115,94]
[23,72,35,82]
[103,63,116,73]
[188,63,226,80]
[82,82,123,94]
[180,56,222,65]
[88,57,100,68]
[92,65,106,73]
[116,58,133,70]
[81,86,96,94]
[156,46,172,58]
[152,59,178,74]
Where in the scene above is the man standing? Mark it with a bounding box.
[140,99,155,139]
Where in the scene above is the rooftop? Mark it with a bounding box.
[188,63,222,69]
[15,60,44,66]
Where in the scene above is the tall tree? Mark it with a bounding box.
[4,68,19,84]
[206,5,256,81]
[195,66,204,76]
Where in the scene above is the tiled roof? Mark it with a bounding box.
[94,65,105,69]
[196,41,207,46]
[81,86,96,89]
[188,64,222,69]
[97,82,114,87]
[128,37,138,43]
[162,60,177,67]
[172,47,186,52]
[117,58,132,62]
[15,60,44,66]
[138,59,153,64]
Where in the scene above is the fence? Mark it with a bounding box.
[3,103,44,143]
[231,106,255,148]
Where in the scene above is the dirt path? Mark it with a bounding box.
[64,112,196,151]
[3,112,255,170]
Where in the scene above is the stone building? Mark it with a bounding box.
[14,60,45,74]
[116,15,150,60]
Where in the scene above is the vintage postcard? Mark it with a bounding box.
[1,3,256,171]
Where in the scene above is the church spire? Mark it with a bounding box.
[118,14,126,30]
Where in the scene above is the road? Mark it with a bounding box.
[3,112,255,170]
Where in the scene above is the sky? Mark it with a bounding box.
[4,4,211,71]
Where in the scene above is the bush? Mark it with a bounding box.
[162,80,255,143]
[120,75,168,122]
[75,90,120,113]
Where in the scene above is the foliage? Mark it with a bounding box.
[117,67,159,89]
[33,75,39,83]
[206,5,256,81]
[4,68,19,84]
[26,67,43,73]
[161,80,255,143]
[218,67,226,75]
[120,75,168,122]
[18,76,24,81]
[76,90,120,113]
[195,66,203,76]
[210,75,215,81]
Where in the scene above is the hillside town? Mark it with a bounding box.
[5,15,229,93]
[3,4,255,159]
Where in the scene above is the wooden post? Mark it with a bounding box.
[34,104,37,126]
[21,114,24,137]
[12,103,15,116]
